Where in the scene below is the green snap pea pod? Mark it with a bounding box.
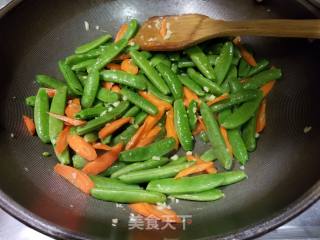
[199,131,209,143]
[218,109,232,125]
[243,68,282,90]
[213,41,234,85]
[77,101,130,135]
[140,51,152,59]
[123,106,140,118]
[75,106,107,120]
[75,34,112,54]
[238,58,251,78]
[185,46,216,80]
[200,102,232,169]
[168,52,180,62]
[112,124,139,145]
[58,61,83,95]
[187,68,223,95]
[156,62,183,100]
[100,70,146,90]
[77,73,88,87]
[96,88,119,103]
[227,66,242,93]
[150,54,168,67]
[121,19,139,41]
[71,59,96,72]
[174,99,194,151]
[177,59,195,68]
[232,47,241,66]
[221,91,263,129]
[170,189,224,202]
[111,157,169,178]
[83,132,98,143]
[177,74,205,97]
[187,100,198,131]
[72,154,88,169]
[120,88,158,115]
[247,59,269,77]
[134,111,148,125]
[211,89,261,113]
[221,78,230,93]
[91,188,166,203]
[147,81,173,103]
[242,115,258,152]
[119,161,194,184]
[166,156,187,166]
[130,50,170,95]
[88,39,128,73]
[228,128,248,164]
[34,88,50,143]
[119,137,176,162]
[147,171,247,194]
[101,135,112,144]
[200,148,216,161]
[90,176,141,190]
[171,63,178,74]
[36,74,67,90]
[25,96,36,107]
[207,42,224,55]
[81,69,100,108]
[100,162,127,177]
[65,45,108,65]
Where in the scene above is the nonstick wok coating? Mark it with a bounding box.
[0,0,319,239]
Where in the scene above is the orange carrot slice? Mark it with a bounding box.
[115,53,131,61]
[115,23,128,42]
[98,117,132,139]
[54,164,94,194]
[129,203,160,220]
[111,85,121,93]
[103,82,114,90]
[48,112,86,126]
[261,80,276,97]
[186,155,217,174]
[207,93,229,106]
[193,117,206,135]
[136,125,161,147]
[82,143,123,175]
[233,37,257,67]
[44,88,56,98]
[159,17,167,38]
[67,134,97,161]
[220,126,233,157]
[65,98,81,119]
[175,161,214,179]
[139,91,172,111]
[92,142,113,151]
[256,99,267,133]
[106,63,122,70]
[22,115,36,136]
[183,87,199,106]
[143,107,165,133]
[125,122,147,150]
[55,126,70,154]
[121,59,139,75]
[165,108,179,149]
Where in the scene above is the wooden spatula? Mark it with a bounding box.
[133,14,320,51]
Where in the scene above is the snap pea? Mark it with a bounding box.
[58,60,83,95]
[165,156,187,166]
[118,161,194,184]
[81,69,100,108]
[200,148,216,161]
[210,89,261,113]
[147,81,173,103]
[100,162,127,177]
[75,34,112,54]
[242,115,258,152]
[174,99,194,151]
[112,124,139,145]
[121,19,139,41]
[185,46,216,80]
[232,47,241,66]
[119,137,176,162]
[168,52,181,62]
[243,68,282,90]
[71,59,96,72]
[218,109,232,125]
[156,62,183,100]
[123,106,140,118]
[170,189,224,202]
[101,135,112,144]
[228,128,248,164]
[187,68,223,95]
[171,63,178,74]
[100,70,146,90]
[150,54,169,67]
[72,154,88,169]
[120,88,158,115]
[238,58,252,78]
[65,45,108,65]
[77,73,88,86]
[221,91,263,129]
[75,106,106,120]
[199,131,209,143]
[36,74,67,90]
[134,111,148,125]
[177,74,205,97]
[111,157,169,178]
[83,132,98,143]
[207,42,224,55]
[34,88,50,143]
[91,188,166,203]
[247,59,269,77]
[213,41,234,85]
[90,176,141,190]
[130,50,170,94]
[96,88,119,103]
[187,100,198,131]
[178,55,218,69]
[140,51,152,59]
[200,102,232,169]
[87,38,128,73]
[221,78,230,93]
[76,101,130,135]
[227,66,242,93]
[25,96,36,107]
[147,171,247,194]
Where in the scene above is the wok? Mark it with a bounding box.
[0,0,319,239]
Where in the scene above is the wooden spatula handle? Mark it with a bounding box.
[215,19,320,38]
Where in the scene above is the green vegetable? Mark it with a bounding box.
[71,59,96,72]
[75,34,112,54]
[58,60,83,95]
[242,115,258,152]
[42,152,51,157]
[171,189,224,201]
[134,112,148,125]
[34,88,50,143]
[247,59,269,77]
[238,58,251,78]
[90,175,141,190]
[171,63,178,74]
[36,74,67,90]
[146,81,173,103]
[96,88,119,103]
[199,131,209,143]
[123,106,140,118]
[83,132,98,143]
[121,19,139,41]
[227,66,242,93]
[177,74,205,97]
[100,70,146,90]
[100,162,127,177]
[213,41,234,85]
[75,106,107,120]
[200,148,216,161]
[243,68,282,90]
[165,156,187,166]
[72,154,88,169]
[65,45,108,65]
[112,124,139,145]
[81,69,100,108]
[218,109,232,125]
[187,100,198,131]
[150,54,169,67]
[228,128,248,164]
[25,96,36,107]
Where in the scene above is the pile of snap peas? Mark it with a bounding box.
[25,18,282,206]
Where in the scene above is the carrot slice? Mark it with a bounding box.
[175,161,214,179]
[48,112,86,126]
[65,98,81,119]
[220,126,233,157]
[183,87,199,106]
[159,17,167,38]
[129,203,160,220]
[44,88,56,98]
[125,122,147,150]
[136,125,161,147]
[106,63,122,70]
[92,142,113,151]
[193,117,206,135]
[82,143,123,175]
[206,166,217,174]
[103,82,114,90]
[233,37,257,67]
[67,134,97,161]
[186,155,217,174]
[54,164,94,194]
[207,93,229,106]
[22,115,36,136]
[256,99,267,133]
[98,117,132,139]
[139,91,172,111]
[114,53,131,61]
[121,59,139,75]
[115,23,128,42]
[261,80,276,97]
[55,126,70,154]
[165,108,179,149]
[144,107,165,133]
[111,85,121,93]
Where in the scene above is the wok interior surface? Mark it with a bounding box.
[0,0,319,239]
